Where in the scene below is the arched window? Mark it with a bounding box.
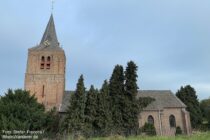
[148,115,154,125]
[46,56,51,69]
[47,56,51,61]
[169,115,176,127]
[40,56,45,69]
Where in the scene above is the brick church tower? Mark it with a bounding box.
[24,14,66,110]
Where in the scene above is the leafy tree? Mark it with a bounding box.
[84,85,98,135]
[123,61,139,134]
[0,89,58,137]
[200,98,210,125]
[63,75,86,134]
[176,85,202,128]
[109,65,124,133]
[95,80,112,136]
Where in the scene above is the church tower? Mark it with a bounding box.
[24,14,66,110]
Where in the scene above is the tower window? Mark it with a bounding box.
[41,56,45,62]
[42,85,45,98]
[46,56,51,69]
[40,56,45,69]
[47,56,51,61]
[46,64,50,69]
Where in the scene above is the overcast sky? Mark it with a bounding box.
[0,0,209,100]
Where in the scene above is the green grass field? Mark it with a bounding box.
[89,132,210,140]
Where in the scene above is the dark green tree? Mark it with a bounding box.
[95,80,112,136]
[44,107,60,136]
[123,61,139,134]
[0,89,58,138]
[200,98,210,125]
[124,61,138,99]
[109,65,124,133]
[138,97,155,110]
[176,85,202,128]
[84,85,98,135]
[63,75,86,134]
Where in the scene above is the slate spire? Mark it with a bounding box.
[40,14,59,47]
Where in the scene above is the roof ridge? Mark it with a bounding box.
[170,91,187,107]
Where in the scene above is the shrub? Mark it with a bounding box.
[175,126,182,135]
[0,89,59,138]
[142,123,156,136]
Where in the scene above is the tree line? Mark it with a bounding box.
[0,61,154,139]
[61,61,154,137]
[0,61,209,139]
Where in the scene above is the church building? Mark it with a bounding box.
[24,14,191,136]
[137,90,192,136]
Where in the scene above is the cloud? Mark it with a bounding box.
[0,1,210,100]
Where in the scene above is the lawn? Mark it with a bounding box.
[89,131,210,140]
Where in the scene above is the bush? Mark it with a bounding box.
[142,123,156,136]
[175,126,182,135]
[0,89,59,138]
[198,124,209,132]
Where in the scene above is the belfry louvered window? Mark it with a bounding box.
[46,56,51,69]
[40,56,45,69]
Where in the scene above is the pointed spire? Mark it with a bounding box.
[40,14,59,47]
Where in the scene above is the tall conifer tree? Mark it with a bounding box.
[84,85,98,135]
[96,80,112,135]
[123,61,139,134]
[109,65,124,133]
[64,75,86,134]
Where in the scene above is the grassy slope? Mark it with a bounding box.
[90,132,210,140]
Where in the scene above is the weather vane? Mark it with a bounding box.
[51,0,55,13]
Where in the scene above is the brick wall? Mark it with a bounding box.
[24,50,66,110]
[139,108,191,136]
